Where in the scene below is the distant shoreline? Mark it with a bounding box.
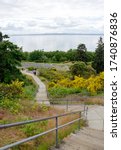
[9,33,104,36]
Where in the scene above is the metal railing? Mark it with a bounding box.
[39,99,87,111]
[0,109,88,150]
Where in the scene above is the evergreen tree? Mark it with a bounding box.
[92,37,104,73]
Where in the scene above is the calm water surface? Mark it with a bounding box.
[9,34,103,52]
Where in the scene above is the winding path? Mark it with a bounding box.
[22,70,50,105]
[22,69,104,149]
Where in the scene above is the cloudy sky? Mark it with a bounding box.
[0,0,103,34]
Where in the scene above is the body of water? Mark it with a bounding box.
[9,34,103,52]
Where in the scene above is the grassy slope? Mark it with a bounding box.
[0,103,86,149]
[0,73,86,150]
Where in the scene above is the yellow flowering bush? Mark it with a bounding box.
[48,72,104,95]
[48,81,56,88]
[72,76,86,88]
[57,78,73,88]
[0,80,24,99]
[84,72,104,95]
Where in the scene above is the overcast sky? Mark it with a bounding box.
[0,0,103,34]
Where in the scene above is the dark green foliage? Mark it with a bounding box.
[0,32,2,42]
[92,37,104,73]
[22,51,30,60]
[77,43,87,62]
[70,62,96,78]
[0,32,23,83]
[0,41,22,82]
[86,51,95,62]
[21,48,94,63]
[66,49,78,61]
[29,50,45,62]
[0,32,9,42]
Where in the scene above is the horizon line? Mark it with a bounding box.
[9,33,104,36]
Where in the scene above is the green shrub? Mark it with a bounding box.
[21,123,44,137]
[48,87,82,98]
[22,85,37,100]
[0,80,24,100]
[21,75,38,100]
[0,98,22,114]
[38,68,70,81]
[41,103,49,112]
[32,103,49,112]
[69,61,96,78]
[27,67,37,71]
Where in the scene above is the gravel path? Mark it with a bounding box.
[22,70,50,105]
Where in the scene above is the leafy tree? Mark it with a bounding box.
[86,51,95,62]
[0,32,23,83]
[92,37,104,73]
[22,51,30,60]
[29,50,45,62]
[20,45,95,63]
[70,62,95,78]
[66,49,77,61]
[77,43,87,62]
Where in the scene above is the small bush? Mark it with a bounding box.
[85,72,104,95]
[21,123,44,137]
[21,75,38,100]
[32,103,49,112]
[38,68,70,81]
[22,85,37,100]
[27,67,37,71]
[0,80,24,100]
[0,98,22,114]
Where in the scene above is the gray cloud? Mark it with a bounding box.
[2,24,23,31]
[0,0,103,34]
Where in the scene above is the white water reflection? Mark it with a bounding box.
[9,34,103,52]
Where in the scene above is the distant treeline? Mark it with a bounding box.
[22,49,95,63]
[21,37,104,74]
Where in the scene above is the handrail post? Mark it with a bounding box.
[84,103,86,112]
[102,119,104,131]
[55,116,59,148]
[85,106,88,120]
[78,111,81,130]
[66,99,68,111]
